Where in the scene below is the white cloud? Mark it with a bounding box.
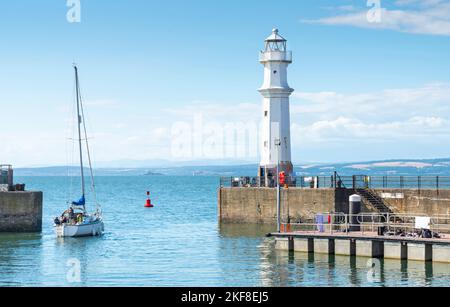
[146,83,450,161]
[302,1,450,36]
[4,83,450,166]
[282,83,450,163]
[292,83,450,122]
[163,102,260,123]
[292,115,449,144]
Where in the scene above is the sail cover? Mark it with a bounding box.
[72,195,86,207]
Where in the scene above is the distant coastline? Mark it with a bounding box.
[13,158,450,177]
[144,171,164,176]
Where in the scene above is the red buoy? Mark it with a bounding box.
[145,191,154,208]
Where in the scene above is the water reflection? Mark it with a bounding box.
[425,262,434,284]
[276,252,449,287]
[401,260,408,282]
[53,236,100,286]
[0,234,43,286]
[1,218,449,286]
[349,257,360,286]
[218,223,275,238]
[218,224,449,287]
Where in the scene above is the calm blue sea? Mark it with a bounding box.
[0,176,449,287]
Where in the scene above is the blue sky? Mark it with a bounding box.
[1,0,450,167]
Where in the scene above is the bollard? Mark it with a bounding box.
[349,195,362,232]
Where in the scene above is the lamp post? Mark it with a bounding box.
[275,138,281,233]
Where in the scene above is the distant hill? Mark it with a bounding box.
[14,165,258,177]
[295,158,450,176]
[14,166,148,177]
[13,158,450,177]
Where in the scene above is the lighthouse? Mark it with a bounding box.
[258,29,294,185]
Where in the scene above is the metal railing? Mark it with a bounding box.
[220,174,450,191]
[259,50,292,62]
[338,175,450,190]
[220,176,334,188]
[280,212,450,236]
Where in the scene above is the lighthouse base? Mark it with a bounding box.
[258,162,294,187]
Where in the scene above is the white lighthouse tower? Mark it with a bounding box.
[258,29,294,184]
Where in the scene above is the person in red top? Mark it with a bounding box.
[279,171,286,186]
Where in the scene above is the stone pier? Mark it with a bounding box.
[0,192,43,233]
[218,187,450,224]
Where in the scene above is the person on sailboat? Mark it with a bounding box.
[75,214,82,224]
[54,207,74,225]
[67,207,75,222]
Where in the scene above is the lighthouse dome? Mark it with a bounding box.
[265,28,286,42]
[264,28,287,52]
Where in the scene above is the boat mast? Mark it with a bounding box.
[74,65,86,211]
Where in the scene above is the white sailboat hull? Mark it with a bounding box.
[55,220,104,238]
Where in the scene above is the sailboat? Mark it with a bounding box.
[54,65,104,238]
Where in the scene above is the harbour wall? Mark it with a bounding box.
[0,192,43,232]
[377,188,450,216]
[218,188,450,224]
